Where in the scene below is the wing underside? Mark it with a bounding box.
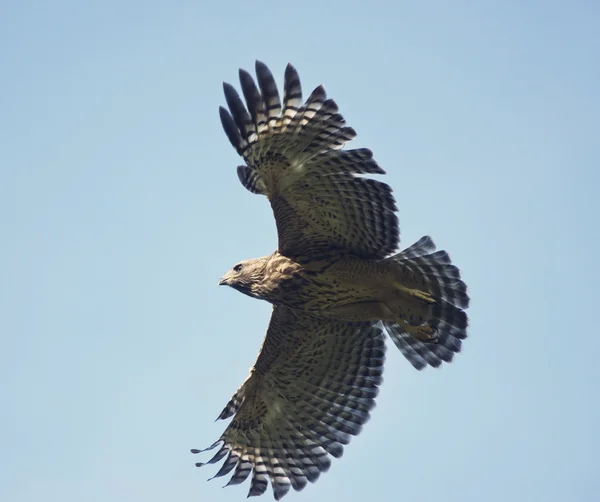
[219,61,400,261]
[192,306,386,500]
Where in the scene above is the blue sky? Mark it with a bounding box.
[2,1,599,501]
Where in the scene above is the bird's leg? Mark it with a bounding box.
[392,282,436,305]
[390,283,438,342]
[398,320,437,342]
[321,298,438,342]
[320,300,395,322]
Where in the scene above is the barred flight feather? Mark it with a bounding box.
[239,69,267,134]
[255,61,281,128]
[220,60,399,260]
[236,165,267,195]
[216,376,250,420]
[281,64,302,130]
[192,307,386,499]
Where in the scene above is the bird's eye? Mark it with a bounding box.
[233,263,243,272]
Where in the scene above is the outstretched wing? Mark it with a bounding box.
[220,61,399,261]
[192,306,386,500]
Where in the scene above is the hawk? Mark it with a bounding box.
[192,61,469,499]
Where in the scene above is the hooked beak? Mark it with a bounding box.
[218,271,232,286]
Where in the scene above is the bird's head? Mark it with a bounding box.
[218,258,269,298]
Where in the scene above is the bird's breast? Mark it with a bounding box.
[268,257,385,313]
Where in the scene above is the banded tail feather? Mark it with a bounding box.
[384,235,469,370]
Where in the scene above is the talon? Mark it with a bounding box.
[401,321,438,342]
[392,282,436,304]
[412,290,436,304]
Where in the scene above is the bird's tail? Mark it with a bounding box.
[383,236,470,370]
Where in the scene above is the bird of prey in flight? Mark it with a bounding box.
[192,61,469,499]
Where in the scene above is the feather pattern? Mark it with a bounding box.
[384,236,469,370]
[192,306,386,499]
[256,61,281,129]
[220,61,399,261]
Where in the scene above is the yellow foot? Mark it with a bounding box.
[400,320,438,342]
[411,290,436,304]
[392,282,436,304]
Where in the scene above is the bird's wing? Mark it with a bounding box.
[220,61,399,261]
[192,305,386,500]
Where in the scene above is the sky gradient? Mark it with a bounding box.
[2,1,599,501]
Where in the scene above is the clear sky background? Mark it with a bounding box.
[2,1,599,501]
